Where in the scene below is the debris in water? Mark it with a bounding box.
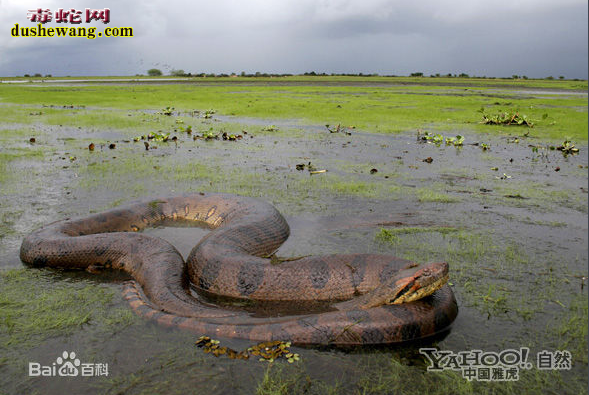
[195,336,300,363]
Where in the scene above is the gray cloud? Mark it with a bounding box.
[0,0,587,78]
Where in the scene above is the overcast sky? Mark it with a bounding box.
[0,0,587,78]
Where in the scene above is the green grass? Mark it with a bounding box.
[416,187,460,203]
[296,174,401,199]
[376,226,459,244]
[0,269,136,349]
[373,228,579,321]
[250,352,587,395]
[0,130,46,187]
[495,182,588,213]
[0,105,41,124]
[0,206,22,240]
[352,355,585,395]
[554,292,589,364]
[0,77,586,141]
[73,151,406,206]
[256,363,315,395]
[0,146,44,162]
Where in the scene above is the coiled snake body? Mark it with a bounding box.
[20,193,457,345]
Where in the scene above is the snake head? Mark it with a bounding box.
[387,262,449,304]
[335,262,450,311]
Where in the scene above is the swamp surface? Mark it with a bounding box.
[0,77,587,394]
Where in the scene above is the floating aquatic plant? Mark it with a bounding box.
[195,336,301,363]
[160,106,174,116]
[478,107,534,127]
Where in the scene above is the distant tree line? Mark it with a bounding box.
[141,69,578,80]
[22,73,52,77]
[16,70,577,81]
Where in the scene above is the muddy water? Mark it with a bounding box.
[0,107,587,394]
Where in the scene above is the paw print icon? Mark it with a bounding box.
[57,351,81,376]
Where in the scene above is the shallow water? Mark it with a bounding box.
[0,91,587,394]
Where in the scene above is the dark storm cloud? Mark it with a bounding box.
[0,0,587,78]
[288,1,588,78]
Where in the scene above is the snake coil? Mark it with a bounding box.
[20,193,457,345]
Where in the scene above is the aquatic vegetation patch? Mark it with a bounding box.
[554,139,580,156]
[295,161,327,175]
[479,107,534,127]
[133,131,172,142]
[325,123,355,135]
[159,106,175,116]
[196,336,300,363]
[417,130,465,146]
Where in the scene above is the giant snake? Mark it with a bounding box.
[20,193,458,345]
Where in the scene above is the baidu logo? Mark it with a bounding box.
[29,351,108,377]
[56,351,80,376]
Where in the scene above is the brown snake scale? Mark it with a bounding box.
[20,193,458,345]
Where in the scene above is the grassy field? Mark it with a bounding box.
[0,76,586,141]
[0,76,587,395]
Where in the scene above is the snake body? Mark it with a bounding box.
[20,193,458,345]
